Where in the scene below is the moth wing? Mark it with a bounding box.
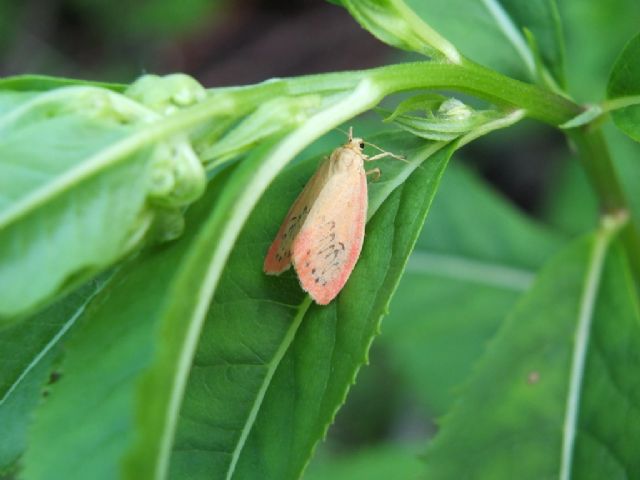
[291,167,367,304]
[263,158,332,275]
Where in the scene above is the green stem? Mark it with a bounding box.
[620,225,640,281]
[371,60,580,124]
[567,129,626,213]
[568,128,640,277]
[208,60,581,126]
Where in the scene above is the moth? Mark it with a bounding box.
[263,128,400,305]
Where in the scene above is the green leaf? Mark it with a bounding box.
[382,99,506,142]
[0,75,125,93]
[559,105,604,130]
[169,133,453,480]
[0,83,209,322]
[381,162,565,415]
[0,89,148,321]
[0,91,39,116]
[424,221,640,478]
[20,85,389,480]
[381,93,448,122]
[338,0,460,62]
[0,277,108,473]
[562,0,640,101]
[605,124,640,226]
[405,0,565,88]
[20,161,240,480]
[303,442,423,480]
[607,32,640,143]
[419,163,564,270]
[199,94,324,168]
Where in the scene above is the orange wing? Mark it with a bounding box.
[263,158,332,275]
[291,167,367,304]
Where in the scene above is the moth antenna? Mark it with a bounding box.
[333,127,350,138]
[365,141,409,163]
[348,126,353,141]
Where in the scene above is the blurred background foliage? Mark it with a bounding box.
[2,0,640,478]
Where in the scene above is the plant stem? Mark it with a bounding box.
[567,129,626,213]
[568,128,640,277]
[371,60,580,124]
[620,226,640,280]
[209,60,582,126]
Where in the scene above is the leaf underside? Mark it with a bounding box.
[0,96,152,321]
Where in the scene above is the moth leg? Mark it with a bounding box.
[366,167,381,181]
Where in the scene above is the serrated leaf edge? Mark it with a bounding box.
[147,80,384,480]
[297,145,454,480]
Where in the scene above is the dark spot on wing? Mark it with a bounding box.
[276,204,312,259]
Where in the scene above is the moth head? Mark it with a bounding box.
[347,137,365,152]
[334,142,364,171]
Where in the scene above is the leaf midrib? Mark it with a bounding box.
[224,297,312,480]
[0,277,110,407]
[559,230,612,480]
[480,0,536,77]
